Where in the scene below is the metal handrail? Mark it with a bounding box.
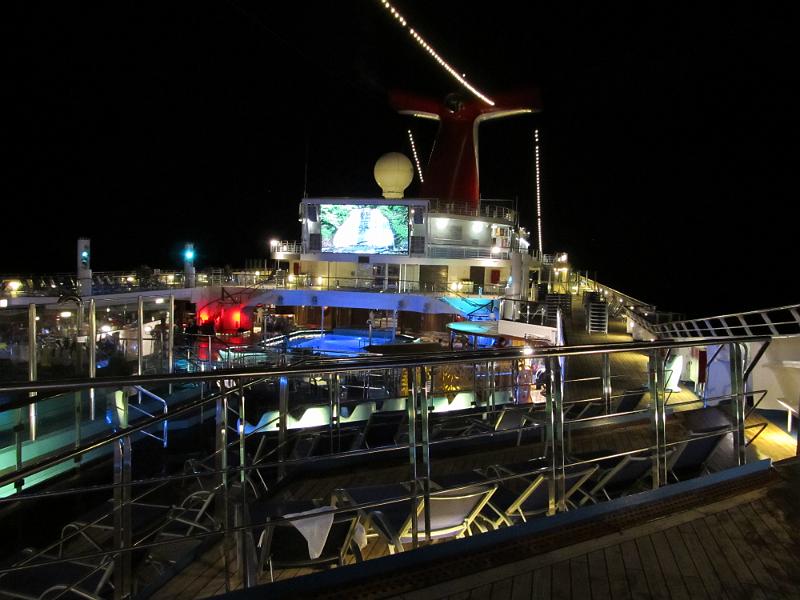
[0,335,769,397]
[651,304,800,339]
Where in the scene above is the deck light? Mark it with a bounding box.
[534,129,543,254]
[155,298,165,304]
[471,221,486,233]
[59,311,73,318]
[407,130,425,183]
[377,1,494,106]
[0,299,7,308]
[7,280,22,292]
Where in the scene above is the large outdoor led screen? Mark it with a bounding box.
[319,204,409,254]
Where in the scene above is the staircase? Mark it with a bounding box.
[544,293,571,326]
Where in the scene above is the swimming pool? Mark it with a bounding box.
[263,329,415,357]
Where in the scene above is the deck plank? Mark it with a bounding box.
[620,539,650,599]
[648,530,690,600]
[662,527,708,599]
[712,510,778,597]
[726,505,790,594]
[603,544,632,600]
[569,555,591,600]
[509,570,532,600]
[676,521,728,600]
[550,560,571,600]
[587,548,612,600]
[634,536,669,600]
[689,518,742,599]
[531,565,552,599]
[489,577,513,600]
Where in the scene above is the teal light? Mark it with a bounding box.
[184,249,195,261]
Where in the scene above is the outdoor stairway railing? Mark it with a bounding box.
[648,303,800,339]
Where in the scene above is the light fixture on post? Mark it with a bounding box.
[269,239,280,272]
[183,243,196,288]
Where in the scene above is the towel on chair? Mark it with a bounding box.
[283,506,335,559]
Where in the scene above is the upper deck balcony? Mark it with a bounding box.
[426,198,516,224]
[294,197,525,262]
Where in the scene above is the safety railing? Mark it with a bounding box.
[649,303,800,340]
[427,199,516,223]
[0,335,773,598]
[264,275,505,297]
[428,246,511,260]
[270,241,303,255]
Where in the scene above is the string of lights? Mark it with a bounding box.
[535,129,543,254]
[378,0,495,106]
[407,129,424,183]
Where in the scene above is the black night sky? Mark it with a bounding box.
[4,2,798,317]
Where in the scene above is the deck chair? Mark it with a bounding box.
[667,426,729,481]
[59,498,170,555]
[186,446,267,499]
[613,387,648,414]
[0,550,114,600]
[145,490,221,572]
[492,405,545,445]
[341,482,496,553]
[565,400,605,421]
[581,454,652,503]
[485,464,597,527]
[247,500,361,581]
[429,407,488,440]
[357,409,407,448]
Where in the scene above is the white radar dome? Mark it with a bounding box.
[373,152,414,199]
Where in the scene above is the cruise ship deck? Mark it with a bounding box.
[1,277,799,599]
[130,299,795,600]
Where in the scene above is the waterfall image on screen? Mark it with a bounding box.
[320,204,409,254]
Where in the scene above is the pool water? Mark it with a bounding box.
[289,333,370,356]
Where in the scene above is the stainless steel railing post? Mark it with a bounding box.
[218,388,232,593]
[511,358,520,404]
[729,342,747,465]
[88,298,96,422]
[406,366,419,549]
[548,355,566,514]
[112,434,132,600]
[167,294,174,393]
[602,353,612,413]
[419,367,431,543]
[235,375,256,589]
[238,377,247,490]
[278,376,288,480]
[648,348,667,487]
[328,372,335,452]
[27,303,37,442]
